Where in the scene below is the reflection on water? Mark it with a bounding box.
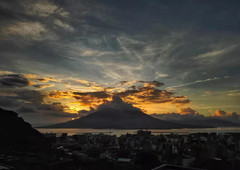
[36,127,240,137]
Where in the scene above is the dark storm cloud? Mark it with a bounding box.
[0,74,29,88]
[0,88,78,121]
[0,89,47,118]
[73,91,110,99]
[0,0,84,77]
[15,90,44,104]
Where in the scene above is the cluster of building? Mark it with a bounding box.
[1,130,240,169]
[43,130,240,170]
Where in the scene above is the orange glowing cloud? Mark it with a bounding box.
[47,90,74,99]
[73,79,90,86]
[24,74,38,79]
[177,107,198,115]
[213,109,230,117]
[44,80,191,114]
[24,74,61,83]
[0,71,194,117]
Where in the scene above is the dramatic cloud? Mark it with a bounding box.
[0,74,30,88]
[0,0,240,124]
[115,81,190,105]
[0,87,78,124]
[46,80,190,115]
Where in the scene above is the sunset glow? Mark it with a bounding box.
[0,0,239,125]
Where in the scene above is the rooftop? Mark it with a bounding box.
[152,164,204,170]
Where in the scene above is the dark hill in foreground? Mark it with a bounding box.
[0,108,50,152]
[43,96,206,129]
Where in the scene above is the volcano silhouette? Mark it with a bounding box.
[44,96,201,129]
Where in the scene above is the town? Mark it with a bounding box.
[1,130,240,170]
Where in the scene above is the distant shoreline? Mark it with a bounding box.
[36,127,240,137]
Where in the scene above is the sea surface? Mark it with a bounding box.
[36,127,240,137]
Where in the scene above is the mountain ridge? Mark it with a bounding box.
[151,113,240,128]
[42,96,206,129]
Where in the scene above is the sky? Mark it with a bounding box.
[0,0,240,125]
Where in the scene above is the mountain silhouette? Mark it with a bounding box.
[44,96,203,129]
[172,117,240,127]
[0,107,50,152]
[150,113,240,127]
